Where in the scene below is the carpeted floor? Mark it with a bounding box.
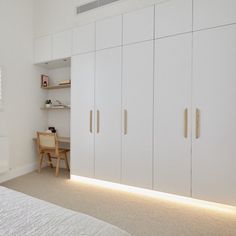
[2,167,236,236]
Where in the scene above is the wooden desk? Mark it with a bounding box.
[56,137,70,144]
[33,137,70,144]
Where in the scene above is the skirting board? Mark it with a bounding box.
[0,162,38,184]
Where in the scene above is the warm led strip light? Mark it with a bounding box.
[71,175,236,214]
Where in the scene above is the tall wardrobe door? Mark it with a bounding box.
[95,47,122,182]
[71,53,95,177]
[192,25,236,205]
[154,34,192,196]
[122,41,154,189]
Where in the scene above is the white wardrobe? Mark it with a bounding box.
[192,25,236,205]
[71,6,154,187]
[154,33,192,197]
[70,0,236,206]
[122,41,154,189]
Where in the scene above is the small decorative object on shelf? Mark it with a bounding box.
[52,100,65,108]
[48,127,56,133]
[41,75,49,87]
[45,99,52,108]
[42,100,70,110]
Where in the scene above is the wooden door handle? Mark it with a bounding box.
[97,110,100,134]
[89,110,93,133]
[196,108,201,139]
[124,110,128,135]
[184,108,188,138]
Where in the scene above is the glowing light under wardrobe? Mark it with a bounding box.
[71,175,236,214]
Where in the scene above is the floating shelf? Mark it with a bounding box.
[41,106,70,110]
[35,57,71,69]
[41,84,71,90]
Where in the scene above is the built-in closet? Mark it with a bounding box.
[34,0,236,206]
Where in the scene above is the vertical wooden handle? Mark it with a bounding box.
[196,108,200,139]
[97,110,100,134]
[124,110,128,135]
[184,108,188,138]
[89,110,93,133]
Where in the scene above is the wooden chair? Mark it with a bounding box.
[37,132,70,176]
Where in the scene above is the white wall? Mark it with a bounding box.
[34,0,167,37]
[0,0,48,182]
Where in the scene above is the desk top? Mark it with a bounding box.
[57,137,70,143]
[33,137,70,144]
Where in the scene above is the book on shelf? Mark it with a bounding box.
[59,80,71,86]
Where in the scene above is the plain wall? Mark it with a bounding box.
[0,0,47,182]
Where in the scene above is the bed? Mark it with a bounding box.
[0,186,130,236]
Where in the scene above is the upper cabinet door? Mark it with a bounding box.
[123,6,154,45]
[73,23,95,55]
[192,25,236,206]
[122,41,154,189]
[71,53,95,178]
[154,34,192,197]
[52,29,72,60]
[194,0,236,30]
[155,0,192,38]
[95,47,122,183]
[96,15,122,50]
[34,35,52,63]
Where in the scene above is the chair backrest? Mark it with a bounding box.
[37,132,59,155]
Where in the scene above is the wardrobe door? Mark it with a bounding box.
[34,35,52,63]
[193,0,236,31]
[71,53,95,178]
[96,15,122,50]
[122,41,154,189]
[52,29,72,60]
[192,25,236,205]
[73,23,95,55]
[154,34,192,196]
[155,0,192,38]
[95,47,122,182]
[123,6,154,45]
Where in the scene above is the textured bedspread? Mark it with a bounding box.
[0,187,130,236]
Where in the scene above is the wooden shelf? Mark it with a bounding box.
[41,84,71,90]
[41,106,70,110]
[35,58,71,69]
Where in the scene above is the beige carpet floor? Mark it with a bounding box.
[2,167,236,236]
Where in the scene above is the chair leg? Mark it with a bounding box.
[47,153,53,168]
[38,154,44,173]
[64,152,70,171]
[55,157,61,177]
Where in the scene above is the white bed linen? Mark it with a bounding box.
[0,187,130,236]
